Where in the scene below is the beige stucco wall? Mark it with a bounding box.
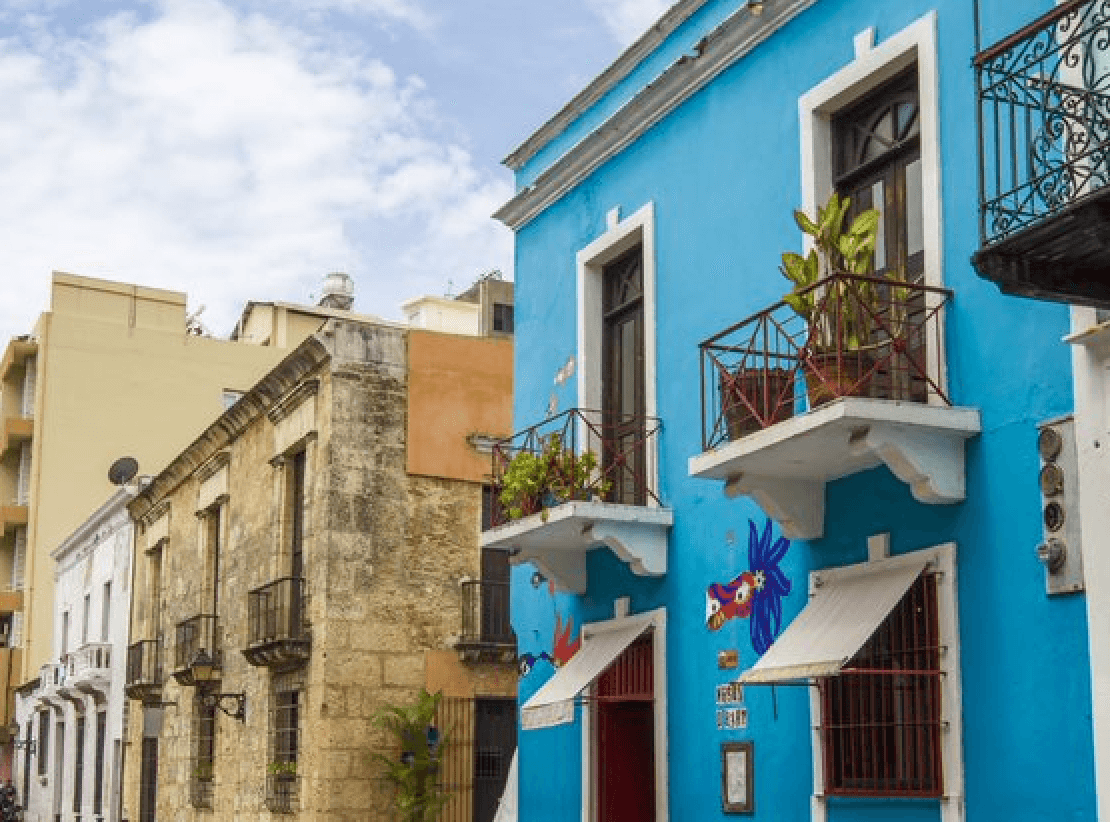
[123,320,515,822]
[6,273,334,687]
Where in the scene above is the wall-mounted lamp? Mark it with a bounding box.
[530,571,546,589]
[191,650,245,722]
[7,721,34,754]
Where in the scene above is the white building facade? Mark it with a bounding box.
[14,489,133,822]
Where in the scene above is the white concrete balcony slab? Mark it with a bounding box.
[481,501,673,594]
[68,642,112,697]
[689,398,980,540]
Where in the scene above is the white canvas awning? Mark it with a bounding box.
[739,559,928,684]
[521,619,650,730]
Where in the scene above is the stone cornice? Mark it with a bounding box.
[195,450,231,484]
[495,0,818,230]
[502,0,709,172]
[138,499,170,530]
[128,334,331,523]
[267,379,320,425]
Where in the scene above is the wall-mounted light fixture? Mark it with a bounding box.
[191,649,246,722]
[7,721,34,754]
[530,571,546,589]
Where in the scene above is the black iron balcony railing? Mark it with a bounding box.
[489,407,662,528]
[265,773,298,814]
[699,271,952,451]
[173,615,220,685]
[976,0,1110,246]
[459,580,515,648]
[124,639,162,701]
[243,577,310,670]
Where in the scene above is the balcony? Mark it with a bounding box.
[67,642,112,696]
[173,615,221,686]
[36,661,67,708]
[0,338,35,384]
[1,416,31,456]
[243,578,309,671]
[124,639,163,702]
[480,408,673,594]
[456,580,516,663]
[0,505,27,536]
[690,272,979,540]
[973,0,1110,307]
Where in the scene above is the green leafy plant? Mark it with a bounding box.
[780,191,884,350]
[267,761,297,778]
[193,763,214,781]
[372,689,451,822]
[498,434,610,521]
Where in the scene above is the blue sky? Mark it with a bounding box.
[0,0,671,339]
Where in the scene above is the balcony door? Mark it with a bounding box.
[602,247,646,505]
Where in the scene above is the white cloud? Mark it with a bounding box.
[584,0,672,46]
[0,0,511,341]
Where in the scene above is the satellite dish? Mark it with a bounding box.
[108,457,139,487]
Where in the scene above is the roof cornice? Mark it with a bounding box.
[502,0,709,172]
[495,0,817,231]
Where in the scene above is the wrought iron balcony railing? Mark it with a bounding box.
[976,0,1110,246]
[243,577,310,671]
[125,639,162,701]
[699,271,952,451]
[459,580,515,649]
[173,615,220,685]
[489,407,662,528]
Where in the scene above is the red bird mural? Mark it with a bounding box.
[553,613,581,666]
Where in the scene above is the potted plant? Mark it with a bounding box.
[780,191,885,407]
[193,763,214,782]
[266,760,297,780]
[498,434,610,521]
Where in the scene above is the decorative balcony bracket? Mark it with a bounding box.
[690,398,981,540]
[481,501,673,594]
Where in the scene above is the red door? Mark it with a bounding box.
[597,637,655,822]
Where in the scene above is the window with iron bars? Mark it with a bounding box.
[266,671,303,814]
[818,571,942,797]
[190,694,216,809]
[73,715,85,814]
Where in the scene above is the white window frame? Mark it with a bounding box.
[575,202,660,501]
[579,606,668,822]
[808,542,964,822]
[798,11,947,401]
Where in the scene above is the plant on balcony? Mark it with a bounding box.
[780,191,887,405]
[193,763,214,781]
[498,434,610,521]
[371,689,451,822]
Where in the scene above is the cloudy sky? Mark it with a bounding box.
[0,0,671,340]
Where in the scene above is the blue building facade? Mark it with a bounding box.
[486,2,1103,821]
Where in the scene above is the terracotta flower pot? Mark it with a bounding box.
[805,350,874,408]
[720,367,795,440]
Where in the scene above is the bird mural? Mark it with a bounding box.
[519,611,582,677]
[706,518,793,655]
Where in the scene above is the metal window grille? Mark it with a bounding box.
[819,572,942,797]
[247,578,306,646]
[433,697,518,822]
[460,581,513,646]
[266,671,303,814]
[174,615,220,673]
[93,711,106,816]
[190,695,216,809]
[139,737,158,822]
[73,715,85,813]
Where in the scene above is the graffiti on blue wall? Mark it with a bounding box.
[706,518,792,655]
[519,612,582,677]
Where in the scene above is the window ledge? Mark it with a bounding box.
[688,398,980,539]
[481,501,673,594]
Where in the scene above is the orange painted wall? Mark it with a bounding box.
[406,331,512,484]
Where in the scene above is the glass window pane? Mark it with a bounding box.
[621,320,635,417]
[906,158,924,257]
[871,180,887,269]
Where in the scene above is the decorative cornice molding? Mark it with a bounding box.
[139,499,170,530]
[195,451,230,484]
[495,0,818,231]
[267,379,320,425]
[502,0,709,172]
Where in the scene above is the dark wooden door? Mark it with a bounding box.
[479,548,511,643]
[139,736,158,822]
[473,698,517,822]
[602,247,646,505]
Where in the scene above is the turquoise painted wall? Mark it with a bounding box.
[507,1,1096,821]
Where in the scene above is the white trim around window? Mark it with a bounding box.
[798,11,947,400]
[576,202,660,502]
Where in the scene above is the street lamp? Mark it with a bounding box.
[191,650,246,722]
[7,721,34,754]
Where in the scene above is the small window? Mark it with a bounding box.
[492,303,514,334]
[267,671,304,813]
[73,715,86,813]
[61,611,70,656]
[818,572,942,797]
[82,593,91,646]
[102,582,112,642]
[190,695,216,809]
[37,711,49,776]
